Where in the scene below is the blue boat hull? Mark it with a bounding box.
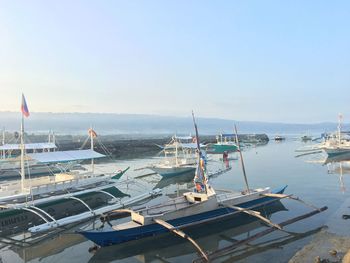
[79,185,287,247]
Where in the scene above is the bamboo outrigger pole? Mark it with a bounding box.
[223,204,282,230]
[153,218,209,261]
[234,124,250,194]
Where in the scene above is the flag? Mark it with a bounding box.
[21,94,30,117]
[88,128,97,138]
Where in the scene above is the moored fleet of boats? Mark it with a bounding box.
[296,115,350,157]
[0,95,332,262]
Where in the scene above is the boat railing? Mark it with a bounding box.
[216,191,242,203]
[30,175,110,195]
[0,181,20,192]
[139,199,188,213]
[31,179,74,193]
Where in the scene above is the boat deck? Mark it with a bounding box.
[141,197,191,216]
[113,221,141,230]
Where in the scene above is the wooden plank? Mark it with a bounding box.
[153,218,209,262]
[261,193,293,199]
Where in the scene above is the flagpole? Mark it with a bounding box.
[192,111,208,194]
[20,113,25,192]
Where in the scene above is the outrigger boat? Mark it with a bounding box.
[78,114,295,255]
[321,116,350,157]
[88,201,287,262]
[274,135,286,141]
[149,135,199,177]
[296,115,350,157]
[301,135,312,142]
[0,132,63,180]
[0,96,141,236]
[211,133,238,153]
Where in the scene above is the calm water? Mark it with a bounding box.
[1,139,349,263]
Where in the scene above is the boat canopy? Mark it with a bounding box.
[164,143,205,149]
[0,143,57,151]
[221,134,236,138]
[174,136,193,140]
[27,149,105,163]
[181,143,205,149]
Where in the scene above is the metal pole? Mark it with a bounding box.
[192,111,207,193]
[338,114,342,145]
[90,128,94,174]
[20,114,25,192]
[53,132,56,152]
[2,127,5,158]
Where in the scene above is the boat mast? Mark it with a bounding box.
[53,132,56,152]
[20,113,25,192]
[47,130,51,153]
[1,127,5,159]
[90,127,94,174]
[234,124,250,194]
[338,114,342,146]
[192,111,208,193]
[175,138,179,167]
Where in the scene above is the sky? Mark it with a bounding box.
[0,1,349,123]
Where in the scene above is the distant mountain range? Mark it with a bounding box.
[0,111,348,136]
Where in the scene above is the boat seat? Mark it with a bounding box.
[112,221,141,230]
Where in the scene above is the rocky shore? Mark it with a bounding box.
[7,133,270,159]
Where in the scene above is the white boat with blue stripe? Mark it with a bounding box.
[78,113,288,249]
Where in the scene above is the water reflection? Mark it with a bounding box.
[323,153,350,193]
[153,171,195,190]
[0,189,129,237]
[1,140,338,263]
[88,202,287,262]
[219,225,323,263]
[11,233,85,262]
[323,152,350,166]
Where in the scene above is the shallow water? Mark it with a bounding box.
[1,139,349,263]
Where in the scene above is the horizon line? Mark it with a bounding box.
[0,110,345,126]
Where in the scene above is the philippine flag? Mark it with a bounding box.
[88,128,97,138]
[21,94,30,117]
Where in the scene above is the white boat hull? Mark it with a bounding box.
[150,166,196,177]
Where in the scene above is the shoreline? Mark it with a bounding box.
[289,197,350,263]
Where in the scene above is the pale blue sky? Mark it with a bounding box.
[0,1,349,123]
